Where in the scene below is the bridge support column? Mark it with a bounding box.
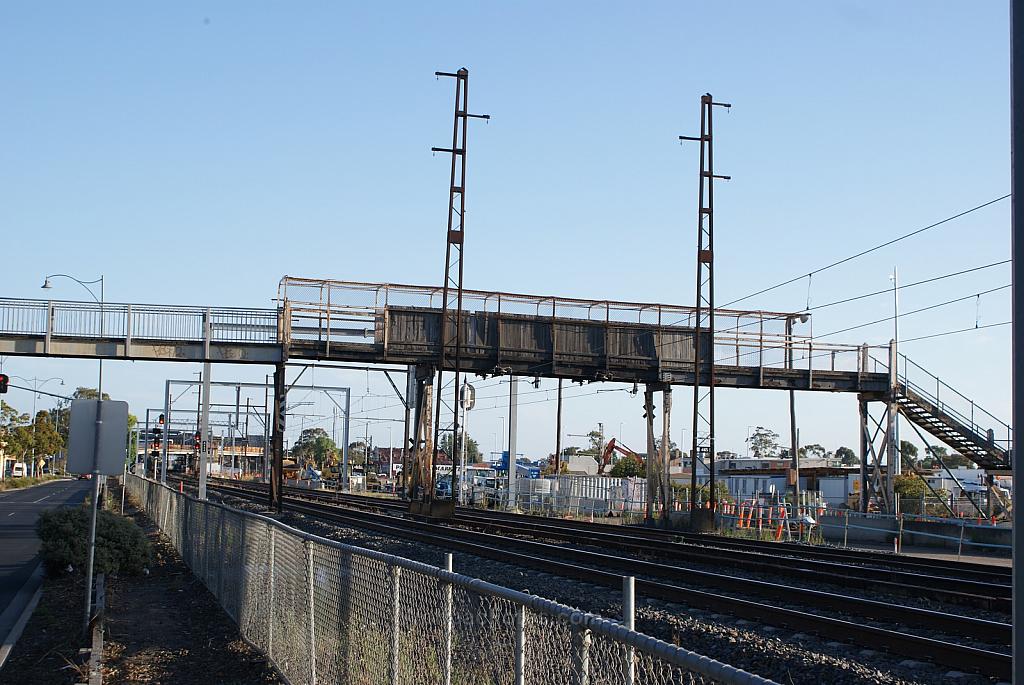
[507,377,519,510]
[407,367,434,502]
[271,363,286,512]
[643,386,657,522]
[858,398,869,513]
[198,361,211,500]
[886,339,899,514]
[660,386,673,520]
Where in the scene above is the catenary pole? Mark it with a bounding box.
[1011,2,1022,682]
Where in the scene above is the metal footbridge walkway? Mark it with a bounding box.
[0,277,1009,469]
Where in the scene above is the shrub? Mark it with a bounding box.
[0,475,59,492]
[38,505,152,576]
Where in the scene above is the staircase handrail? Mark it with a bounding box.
[867,352,1011,453]
[898,353,1011,451]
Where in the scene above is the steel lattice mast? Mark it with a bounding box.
[429,68,489,504]
[680,93,730,526]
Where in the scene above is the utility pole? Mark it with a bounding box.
[1011,4,1021,670]
[891,267,902,487]
[428,67,489,513]
[787,315,800,508]
[507,378,518,509]
[680,93,730,530]
[554,378,563,474]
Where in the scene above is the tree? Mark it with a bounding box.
[126,413,138,467]
[0,401,31,461]
[893,473,930,498]
[835,446,858,466]
[579,430,604,457]
[541,457,569,476]
[921,445,973,470]
[798,443,826,459]
[654,438,682,460]
[292,428,337,468]
[746,427,780,458]
[31,411,63,459]
[347,441,367,466]
[608,458,645,478]
[439,432,481,462]
[899,440,919,470]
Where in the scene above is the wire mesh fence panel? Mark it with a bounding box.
[450,589,517,685]
[125,473,776,685]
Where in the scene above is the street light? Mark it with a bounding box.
[785,312,811,510]
[8,375,64,477]
[41,272,106,634]
[42,274,105,398]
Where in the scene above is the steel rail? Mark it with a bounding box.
[188,476,1010,590]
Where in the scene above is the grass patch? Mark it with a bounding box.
[0,474,62,491]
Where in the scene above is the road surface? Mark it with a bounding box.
[0,480,90,643]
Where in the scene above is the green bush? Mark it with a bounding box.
[0,475,60,492]
[37,506,152,576]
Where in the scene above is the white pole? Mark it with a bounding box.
[199,361,212,500]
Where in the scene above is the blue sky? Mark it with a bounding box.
[1,2,1012,459]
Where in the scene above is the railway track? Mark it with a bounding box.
[181,476,1012,680]
[182,476,1011,608]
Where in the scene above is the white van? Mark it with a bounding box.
[11,462,27,478]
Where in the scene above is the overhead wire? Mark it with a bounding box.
[712,283,1010,364]
[718,193,1010,309]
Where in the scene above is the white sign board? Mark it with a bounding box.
[67,400,130,476]
[460,382,476,410]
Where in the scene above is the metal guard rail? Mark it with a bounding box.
[0,298,279,344]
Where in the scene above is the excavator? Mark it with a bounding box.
[597,438,645,475]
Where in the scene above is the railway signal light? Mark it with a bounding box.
[0,374,8,393]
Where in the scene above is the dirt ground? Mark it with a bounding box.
[0,575,89,685]
[0,500,283,685]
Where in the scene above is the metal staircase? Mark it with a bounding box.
[893,354,1011,471]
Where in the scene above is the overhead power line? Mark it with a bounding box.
[901,321,1010,343]
[713,284,1011,364]
[710,258,1010,338]
[813,284,1010,340]
[720,194,1011,308]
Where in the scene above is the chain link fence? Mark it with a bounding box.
[126,473,775,685]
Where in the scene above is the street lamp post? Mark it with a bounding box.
[41,273,106,634]
[786,312,810,511]
[9,376,65,477]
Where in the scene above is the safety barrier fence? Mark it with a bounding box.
[0,297,278,344]
[125,473,775,685]
[719,501,1010,558]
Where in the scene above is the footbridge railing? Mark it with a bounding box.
[0,297,279,347]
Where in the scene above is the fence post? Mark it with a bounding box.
[390,565,401,685]
[514,604,526,685]
[217,507,227,601]
[268,526,276,661]
[896,514,904,554]
[843,510,849,548]
[306,540,317,685]
[623,576,635,685]
[443,553,453,685]
[571,619,591,685]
